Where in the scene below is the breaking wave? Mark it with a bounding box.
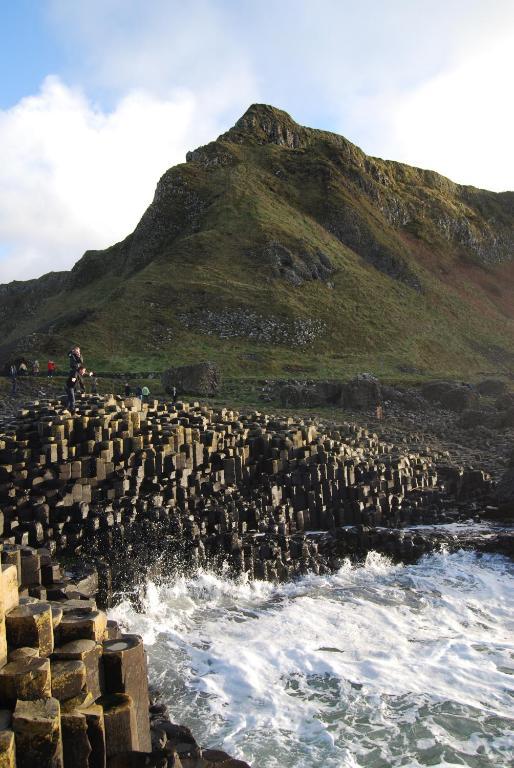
[110,550,514,767]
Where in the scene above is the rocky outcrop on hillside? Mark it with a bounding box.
[179,308,326,346]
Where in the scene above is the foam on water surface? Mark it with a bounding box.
[110,549,514,768]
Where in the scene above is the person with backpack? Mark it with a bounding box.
[66,366,86,412]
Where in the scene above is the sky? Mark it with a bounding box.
[0,0,513,283]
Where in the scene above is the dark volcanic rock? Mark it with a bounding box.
[494,392,514,410]
[497,407,514,429]
[476,379,508,396]
[421,381,478,412]
[496,467,514,510]
[162,362,221,396]
[341,374,382,410]
[456,407,495,430]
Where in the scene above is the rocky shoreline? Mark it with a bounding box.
[0,391,512,767]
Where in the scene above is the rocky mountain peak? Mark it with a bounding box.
[223,103,310,149]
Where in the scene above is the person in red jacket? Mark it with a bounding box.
[47,360,56,377]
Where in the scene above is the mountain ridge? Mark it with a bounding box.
[1,103,513,379]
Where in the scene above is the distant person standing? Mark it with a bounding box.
[66,366,85,412]
[18,361,28,376]
[32,360,40,376]
[172,385,177,404]
[9,364,17,396]
[136,385,143,399]
[124,382,131,397]
[91,376,99,395]
[141,385,150,403]
[47,360,56,377]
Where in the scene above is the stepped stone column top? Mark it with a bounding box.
[0,657,51,705]
[5,603,53,657]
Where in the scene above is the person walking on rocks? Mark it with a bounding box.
[9,364,17,396]
[66,366,85,412]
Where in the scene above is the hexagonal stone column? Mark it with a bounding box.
[58,609,107,644]
[6,603,54,656]
[60,710,91,768]
[0,729,15,768]
[0,565,19,616]
[78,703,106,768]
[100,693,138,758]
[50,659,87,702]
[13,697,63,768]
[102,635,151,752]
[0,657,51,705]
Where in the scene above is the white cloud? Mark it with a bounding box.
[357,31,514,191]
[1,2,513,282]
[0,74,254,282]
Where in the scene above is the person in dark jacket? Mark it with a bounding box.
[68,346,84,374]
[69,346,93,395]
[66,366,85,411]
[124,382,131,397]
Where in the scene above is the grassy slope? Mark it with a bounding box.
[1,105,514,381]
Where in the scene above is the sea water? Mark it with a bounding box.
[110,549,514,767]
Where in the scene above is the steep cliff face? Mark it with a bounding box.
[0,104,513,377]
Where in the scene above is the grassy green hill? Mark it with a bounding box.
[1,104,514,380]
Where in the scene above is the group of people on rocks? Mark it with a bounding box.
[9,358,58,393]
[55,346,165,411]
[7,347,177,409]
[6,346,93,407]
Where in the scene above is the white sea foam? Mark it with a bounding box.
[110,549,514,767]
